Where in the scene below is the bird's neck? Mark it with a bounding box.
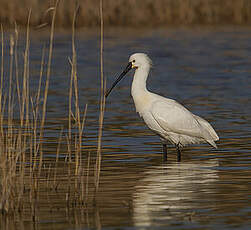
[131,66,150,96]
[131,66,150,115]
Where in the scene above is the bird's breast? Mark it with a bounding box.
[131,92,152,117]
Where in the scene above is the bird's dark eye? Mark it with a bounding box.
[132,60,135,63]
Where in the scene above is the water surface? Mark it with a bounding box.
[1,27,251,230]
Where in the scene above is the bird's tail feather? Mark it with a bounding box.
[207,139,217,149]
[193,115,219,149]
[194,115,219,141]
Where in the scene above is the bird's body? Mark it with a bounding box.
[106,53,219,161]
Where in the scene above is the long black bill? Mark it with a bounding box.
[105,62,132,98]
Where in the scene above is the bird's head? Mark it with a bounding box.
[129,53,152,69]
[105,53,152,98]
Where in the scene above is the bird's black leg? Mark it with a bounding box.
[162,144,168,161]
[176,145,181,162]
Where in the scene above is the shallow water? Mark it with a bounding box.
[1,27,251,229]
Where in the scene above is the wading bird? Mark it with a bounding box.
[106,53,219,161]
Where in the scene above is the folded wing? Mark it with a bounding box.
[150,99,219,147]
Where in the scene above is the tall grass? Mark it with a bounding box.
[38,0,59,175]
[0,1,95,216]
[2,0,251,28]
[94,0,105,198]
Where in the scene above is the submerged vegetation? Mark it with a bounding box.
[1,0,251,28]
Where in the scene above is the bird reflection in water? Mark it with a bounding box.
[133,159,219,226]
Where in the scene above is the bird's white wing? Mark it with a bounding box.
[150,99,213,140]
[193,115,219,141]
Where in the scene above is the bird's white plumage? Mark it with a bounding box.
[129,53,219,148]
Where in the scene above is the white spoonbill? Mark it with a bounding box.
[106,53,219,161]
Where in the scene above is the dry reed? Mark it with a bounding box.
[94,0,105,199]
[0,0,92,217]
[38,0,59,175]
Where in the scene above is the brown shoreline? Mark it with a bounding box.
[1,0,251,29]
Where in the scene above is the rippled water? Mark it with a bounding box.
[1,27,251,229]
